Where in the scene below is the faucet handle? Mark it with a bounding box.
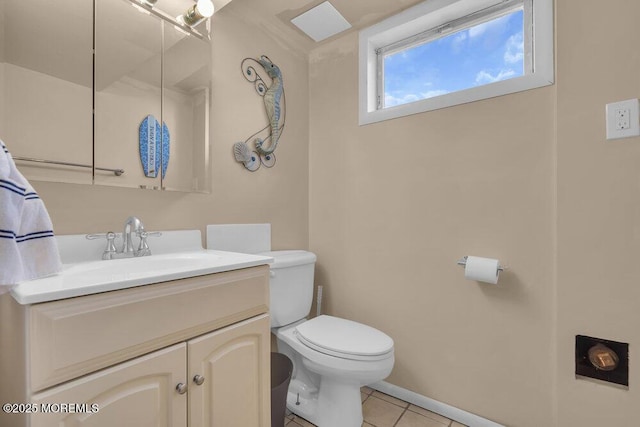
[135,230,161,257]
[86,232,118,260]
[139,231,162,238]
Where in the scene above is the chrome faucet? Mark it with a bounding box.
[123,216,143,254]
[86,216,161,260]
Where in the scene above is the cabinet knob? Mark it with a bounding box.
[193,375,205,386]
[176,383,187,394]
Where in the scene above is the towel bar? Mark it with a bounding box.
[14,156,124,176]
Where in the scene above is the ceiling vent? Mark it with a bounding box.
[291,1,352,42]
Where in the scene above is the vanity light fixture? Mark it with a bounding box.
[126,0,209,40]
[131,1,152,15]
[177,0,214,27]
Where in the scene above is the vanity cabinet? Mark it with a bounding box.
[31,343,188,427]
[188,316,270,427]
[0,265,271,427]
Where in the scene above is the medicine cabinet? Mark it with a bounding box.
[0,0,211,192]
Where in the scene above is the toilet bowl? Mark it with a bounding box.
[261,250,395,427]
[276,316,394,426]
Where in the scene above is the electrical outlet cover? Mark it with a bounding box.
[606,99,640,140]
[615,108,630,130]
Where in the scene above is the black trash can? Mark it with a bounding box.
[271,352,293,427]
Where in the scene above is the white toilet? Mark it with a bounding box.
[261,250,395,427]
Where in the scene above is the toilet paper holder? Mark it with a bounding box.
[456,256,506,271]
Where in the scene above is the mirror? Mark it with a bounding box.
[94,0,163,189]
[0,0,93,185]
[0,0,211,192]
[161,23,211,192]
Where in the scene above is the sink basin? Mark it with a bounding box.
[11,243,273,305]
[67,251,224,276]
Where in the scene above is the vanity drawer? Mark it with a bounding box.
[28,265,269,392]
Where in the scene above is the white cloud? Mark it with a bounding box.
[451,31,468,53]
[475,69,516,85]
[385,93,419,107]
[504,32,524,64]
[454,32,468,43]
[421,89,449,99]
[468,14,510,39]
[385,89,448,107]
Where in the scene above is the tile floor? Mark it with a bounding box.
[284,387,469,427]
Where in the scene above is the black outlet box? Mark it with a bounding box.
[575,335,629,387]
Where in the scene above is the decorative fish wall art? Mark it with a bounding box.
[233,55,286,172]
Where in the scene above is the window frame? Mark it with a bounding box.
[358,0,554,125]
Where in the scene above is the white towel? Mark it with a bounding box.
[0,140,62,292]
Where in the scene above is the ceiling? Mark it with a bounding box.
[220,0,425,55]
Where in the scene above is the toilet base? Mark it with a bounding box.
[286,376,363,427]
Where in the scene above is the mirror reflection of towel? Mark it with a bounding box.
[0,140,62,291]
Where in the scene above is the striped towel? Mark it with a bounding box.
[0,140,61,291]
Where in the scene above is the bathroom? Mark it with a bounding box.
[0,0,638,426]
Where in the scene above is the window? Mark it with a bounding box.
[359,0,553,125]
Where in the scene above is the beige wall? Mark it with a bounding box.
[31,4,309,252]
[308,31,556,426]
[309,1,640,426]
[556,0,640,425]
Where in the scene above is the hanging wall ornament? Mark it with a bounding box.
[139,115,170,178]
[260,152,276,168]
[233,141,261,172]
[233,55,286,171]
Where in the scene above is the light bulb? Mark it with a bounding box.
[180,0,214,26]
[196,0,214,18]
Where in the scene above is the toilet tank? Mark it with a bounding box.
[258,250,317,328]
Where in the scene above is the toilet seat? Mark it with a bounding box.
[294,315,394,361]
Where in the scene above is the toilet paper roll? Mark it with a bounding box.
[464,256,501,284]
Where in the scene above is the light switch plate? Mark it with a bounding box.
[606,99,640,140]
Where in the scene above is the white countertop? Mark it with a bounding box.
[10,230,273,305]
[11,250,272,305]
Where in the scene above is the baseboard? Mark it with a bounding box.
[369,381,505,427]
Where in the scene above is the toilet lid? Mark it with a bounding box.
[295,315,394,361]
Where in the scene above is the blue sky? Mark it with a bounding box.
[384,9,524,107]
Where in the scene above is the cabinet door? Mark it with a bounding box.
[188,314,270,427]
[31,343,187,427]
